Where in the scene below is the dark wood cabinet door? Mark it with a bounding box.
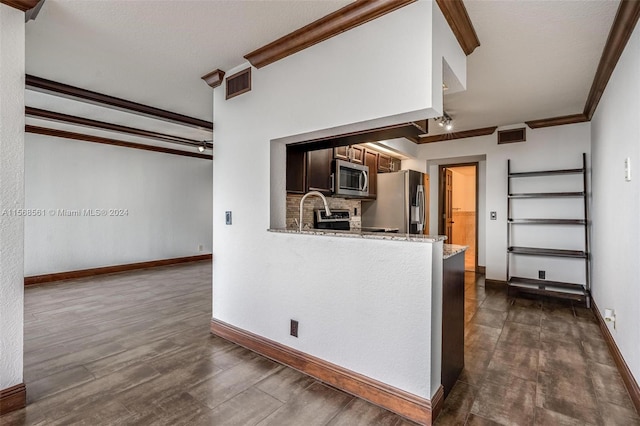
[350,146,365,165]
[364,150,377,198]
[334,146,349,161]
[442,252,465,398]
[378,154,391,172]
[389,157,401,172]
[286,148,306,193]
[307,149,334,195]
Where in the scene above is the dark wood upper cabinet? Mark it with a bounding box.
[334,146,349,161]
[306,149,334,195]
[334,145,364,164]
[364,150,378,198]
[390,157,401,172]
[350,146,365,165]
[378,154,391,172]
[286,147,306,193]
[378,154,401,173]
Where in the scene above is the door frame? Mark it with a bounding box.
[438,162,479,272]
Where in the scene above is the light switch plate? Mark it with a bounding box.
[625,157,631,181]
[490,211,497,220]
[225,211,232,225]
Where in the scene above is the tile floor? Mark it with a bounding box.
[0,263,638,425]
[436,272,640,425]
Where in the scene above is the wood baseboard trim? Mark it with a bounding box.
[485,279,507,287]
[210,319,443,425]
[24,254,212,286]
[0,383,26,415]
[476,266,486,274]
[592,300,640,416]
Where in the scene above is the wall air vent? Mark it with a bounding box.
[498,128,526,144]
[226,68,251,100]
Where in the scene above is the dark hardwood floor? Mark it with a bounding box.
[1,261,413,426]
[1,262,638,425]
[436,272,640,425]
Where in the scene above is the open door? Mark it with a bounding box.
[439,164,479,272]
[442,168,453,242]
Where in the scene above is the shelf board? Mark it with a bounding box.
[508,168,584,178]
[508,246,587,258]
[508,192,585,198]
[508,281,587,302]
[508,276,586,291]
[508,219,586,225]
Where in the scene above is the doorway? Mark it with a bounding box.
[439,164,478,272]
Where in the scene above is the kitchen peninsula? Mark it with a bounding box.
[210,2,468,424]
[261,226,467,420]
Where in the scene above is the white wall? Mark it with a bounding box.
[590,23,640,385]
[213,1,465,400]
[24,134,213,275]
[0,3,25,390]
[419,123,590,280]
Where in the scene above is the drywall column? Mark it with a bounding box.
[0,3,26,394]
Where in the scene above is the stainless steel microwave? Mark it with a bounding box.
[334,159,369,197]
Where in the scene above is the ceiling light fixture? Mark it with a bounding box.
[436,113,453,132]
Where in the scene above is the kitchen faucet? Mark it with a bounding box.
[299,191,331,231]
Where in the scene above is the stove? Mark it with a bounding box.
[314,209,350,231]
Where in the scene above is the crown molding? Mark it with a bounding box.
[201,69,225,89]
[584,0,640,120]
[525,113,588,129]
[0,0,38,11]
[417,126,497,144]
[435,0,480,55]
[244,0,416,69]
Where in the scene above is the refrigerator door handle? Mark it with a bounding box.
[417,185,425,231]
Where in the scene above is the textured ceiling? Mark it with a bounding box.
[25,0,621,143]
[432,0,619,135]
[26,0,351,122]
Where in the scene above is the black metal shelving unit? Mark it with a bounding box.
[506,153,590,307]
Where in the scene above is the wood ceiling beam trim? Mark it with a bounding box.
[26,107,211,148]
[417,126,497,144]
[0,0,38,11]
[435,0,480,55]
[244,0,416,69]
[25,75,214,131]
[525,113,588,129]
[26,125,212,160]
[201,69,225,89]
[583,0,640,120]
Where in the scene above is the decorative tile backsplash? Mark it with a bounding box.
[286,194,362,230]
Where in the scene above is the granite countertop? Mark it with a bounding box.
[443,244,468,259]
[268,228,447,243]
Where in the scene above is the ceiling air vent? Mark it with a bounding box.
[498,128,526,144]
[226,68,251,100]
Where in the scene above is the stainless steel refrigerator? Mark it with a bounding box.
[361,170,426,234]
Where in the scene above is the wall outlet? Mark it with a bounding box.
[538,270,546,279]
[225,211,232,225]
[198,244,204,252]
[490,211,497,220]
[290,319,299,337]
